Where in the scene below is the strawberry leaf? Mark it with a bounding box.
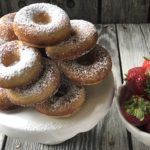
[125,96,150,121]
[143,56,150,61]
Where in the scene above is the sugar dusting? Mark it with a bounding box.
[57,20,97,46]
[0,13,15,23]
[14,3,70,34]
[0,41,38,80]
[13,59,56,96]
[46,78,85,111]
[61,45,112,80]
[0,38,6,46]
[0,13,17,41]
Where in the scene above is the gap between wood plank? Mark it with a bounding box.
[115,24,124,83]
[97,0,102,23]
[115,24,133,150]
[1,136,7,150]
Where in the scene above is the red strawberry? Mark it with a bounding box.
[143,57,150,75]
[145,66,150,75]
[119,84,134,104]
[145,122,150,133]
[127,67,147,95]
[143,57,150,68]
[121,95,150,126]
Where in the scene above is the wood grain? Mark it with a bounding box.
[97,24,129,150]
[0,0,98,23]
[101,0,150,23]
[116,24,150,150]
[1,0,150,23]
[4,25,129,150]
[0,0,50,13]
[140,24,150,50]
[0,134,6,150]
[62,0,98,23]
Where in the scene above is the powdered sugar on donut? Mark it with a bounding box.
[14,3,70,34]
[58,20,97,45]
[50,85,84,111]
[0,13,16,23]
[0,38,6,46]
[61,45,112,82]
[13,59,57,96]
[0,13,17,41]
[0,41,38,80]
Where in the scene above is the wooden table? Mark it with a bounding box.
[0,24,150,150]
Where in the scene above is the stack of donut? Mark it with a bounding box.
[0,3,112,117]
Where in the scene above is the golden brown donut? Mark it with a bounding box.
[60,45,112,85]
[0,13,18,43]
[0,41,43,88]
[6,59,60,106]
[46,19,98,60]
[35,77,86,117]
[0,88,17,111]
[13,3,71,48]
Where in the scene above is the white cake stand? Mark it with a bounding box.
[0,73,115,145]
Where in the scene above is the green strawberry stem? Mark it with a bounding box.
[143,56,150,60]
[125,96,150,121]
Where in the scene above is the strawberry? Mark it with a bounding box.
[145,122,150,133]
[119,84,134,105]
[127,67,147,95]
[121,95,150,126]
[143,57,150,75]
[143,57,150,68]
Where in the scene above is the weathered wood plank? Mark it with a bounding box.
[101,0,150,23]
[0,0,50,14]
[117,24,149,73]
[4,24,129,150]
[61,0,98,23]
[97,24,129,150]
[117,24,150,150]
[1,0,150,23]
[0,1,9,16]
[0,134,6,150]
[0,0,98,23]
[140,24,150,50]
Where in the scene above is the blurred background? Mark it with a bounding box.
[0,0,149,23]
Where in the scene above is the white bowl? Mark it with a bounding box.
[0,73,115,145]
[116,84,150,146]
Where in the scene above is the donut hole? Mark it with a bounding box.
[55,80,70,97]
[70,31,77,42]
[63,31,77,43]
[71,31,76,37]
[33,12,51,24]
[2,50,20,67]
[77,50,96,66]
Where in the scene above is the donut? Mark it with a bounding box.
[35,77,86,117]
[46,19,98,60]
[0,88,17,111]
[6,59,60,106]
[0,41,43,88]
[60,45,112,85]
[0,13,18,43]
[13,3,71,47]
[0,39,6,46]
